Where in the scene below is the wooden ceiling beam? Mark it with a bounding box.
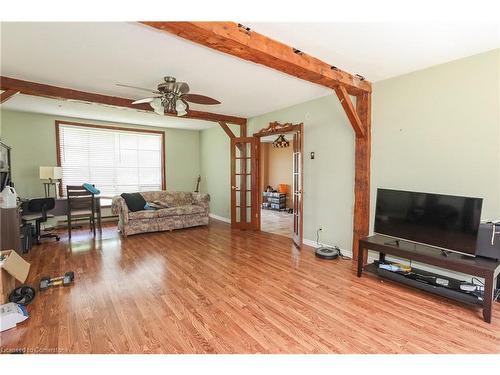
[334,86,364,137]
[0,76,247,126]
[218,121,236,138]
[0,89,20,104]
[141,22,372,96]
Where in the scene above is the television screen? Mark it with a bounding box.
[374,189,483,255]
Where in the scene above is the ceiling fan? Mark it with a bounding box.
[117,76,221,117]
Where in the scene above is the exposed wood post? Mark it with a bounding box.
[334,86,364,137]
[218,121,236,138]
[352,92,371,261]
[240,121,247,137]
[0,89,20,104]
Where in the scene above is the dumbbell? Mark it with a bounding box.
[39,271,75,291]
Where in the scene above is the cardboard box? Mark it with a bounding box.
[0,250,30,304]
[0,302,29,332]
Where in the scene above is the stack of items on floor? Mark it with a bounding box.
[262,184,288,211]
[0,250,31,332]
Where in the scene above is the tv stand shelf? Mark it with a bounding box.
[364,263,485,306]
[358,235,500,323]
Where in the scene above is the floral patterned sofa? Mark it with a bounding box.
[111,191,210,236]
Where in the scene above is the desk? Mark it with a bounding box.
[358,235,500,323]
[53,197,103,234]
[0,207,22,253]
[21,197,105,233]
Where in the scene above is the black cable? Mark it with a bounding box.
[316,229,350,260]
[334,246,351,260]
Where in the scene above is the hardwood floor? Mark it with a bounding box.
[1,219,499,354]
[261,209,293,238]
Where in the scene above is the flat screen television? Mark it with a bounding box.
[374,188,483,256]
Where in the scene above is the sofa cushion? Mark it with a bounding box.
[120,192,147,212]
[164,192,194,207]
[128,210,159,220]
[157,205,205,217]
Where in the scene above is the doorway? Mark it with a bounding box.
[254,122,303,248]
[259,135,294,238]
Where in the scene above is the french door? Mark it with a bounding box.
[231,137,259,229]
[292,131,303,247]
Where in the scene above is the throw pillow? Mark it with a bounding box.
[120,192,147,212]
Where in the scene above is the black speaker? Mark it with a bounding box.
[476,223,500,260]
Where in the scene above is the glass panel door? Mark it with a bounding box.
[231,137,258,229]
[292,131,303,247]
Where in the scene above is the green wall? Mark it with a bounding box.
[1,49,499,258]
[198,94,355,250]
[372,48,500,223]
[0,110,200,198]
[247,95,355,250]
[199,48,500,255]
[199,123,241,220]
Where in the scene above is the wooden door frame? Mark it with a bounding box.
[253,122,304,246]
[230,136,259,230]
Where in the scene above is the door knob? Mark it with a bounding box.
[231,186,237,190]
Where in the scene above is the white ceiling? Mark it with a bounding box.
[1,22,499,129]
[246,22,500,82]
[0,22,330,122]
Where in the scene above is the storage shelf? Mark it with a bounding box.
[364,263,485,306]
[262,192,287,211]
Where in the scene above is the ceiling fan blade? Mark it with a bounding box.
[182,93,220,105]
[132,97,157,105]
[116,83,160,94]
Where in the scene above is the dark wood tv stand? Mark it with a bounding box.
[358,235,500,323]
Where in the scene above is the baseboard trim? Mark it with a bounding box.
[209,213,231,224]
[303,238,383,263]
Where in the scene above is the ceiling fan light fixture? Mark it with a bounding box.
[272,134,290,148]
[150,98,164,115]
[123,75,219,117]
[175,99,188,116]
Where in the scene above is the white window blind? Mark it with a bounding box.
[58,123,163,197]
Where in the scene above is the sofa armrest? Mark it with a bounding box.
[192,193,210,209]
[111,195,129,223]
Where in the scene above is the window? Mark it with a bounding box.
[57,122,164,197]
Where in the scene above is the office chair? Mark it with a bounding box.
[22,198,60,244]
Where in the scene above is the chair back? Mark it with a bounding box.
[27,198,55,221]
[66,185,94,211]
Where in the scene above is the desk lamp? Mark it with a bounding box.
[39,166,62,198]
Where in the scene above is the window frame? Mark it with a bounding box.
[55,120,166,197]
